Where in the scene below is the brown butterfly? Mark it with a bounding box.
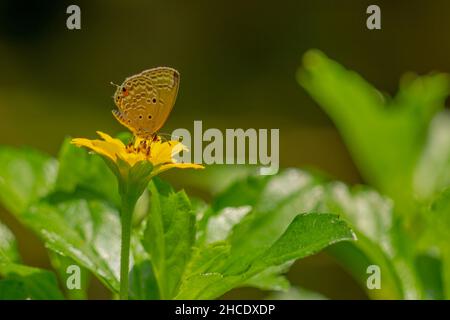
[112,67,180,140]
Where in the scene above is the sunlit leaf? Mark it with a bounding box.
[0,147,57,215]
[128,239,159,300]
[55,138,120,207]
[0,263,64,300]
[142,178,196,299]
[0,221,20,263]
[422,188,450,298]
[298,50,450,213]
[176,213,353,299]
[414,112,450,200]
[21,196,122,292]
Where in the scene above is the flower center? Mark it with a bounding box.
[126,139,152,157]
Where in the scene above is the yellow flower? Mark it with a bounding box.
[71,131,203,177]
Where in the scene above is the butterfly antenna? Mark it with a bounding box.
[110,81,119,88]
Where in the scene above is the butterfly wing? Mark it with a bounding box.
[141,67,180,132]
[112,67,180,138]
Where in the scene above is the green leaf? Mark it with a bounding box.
[21,195,122,292]
[243,262,292,292]
[422,188,450,298]
[252,213,355,270]
[306,180,416,299]
[0,279,28,299]
[414,111,450,200]
[202,206,252,244]
[0,146,57,214]
[185,170,327,294]
[183,242,231,278]
[129,259,159,300]
[48,252,89,300]
[297,51,450,298]
[0,263,64,300]
[196,173,270,243]
[317,182,409,299]
[298,50,450,212]
[415,254,444,299]
[0,221,20,263]
[55,138,120,207]
[142,179,196,299]
[203,170,318,273]
[176,213,353,299]
[442,251,450,300]
[128,239,159,300]
[175,273,224,300]
[0,209,64,301]
[426,188,450,246]
[197,168,412,299]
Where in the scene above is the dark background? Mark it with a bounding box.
[0,0,449,299]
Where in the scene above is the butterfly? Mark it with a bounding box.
[112,67,180,140]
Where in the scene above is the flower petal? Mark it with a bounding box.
[119,152,147,167]
[152,162,204,176]
[72,132,202,178]
[71,138,118,162]
[96,131,126,149]
[150,140,188,166]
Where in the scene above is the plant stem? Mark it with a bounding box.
[119,198,133,300]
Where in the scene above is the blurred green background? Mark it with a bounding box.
[0,0,449,299]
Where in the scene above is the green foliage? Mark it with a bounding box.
[0,222,20,263]
[0,144,354,299]
[0,263,64,300]
[298,50,450,299]
[143,179,196,299]
[56,138,120,207]
[48,252,89,300]
[0,49,448,300]
[0,222,64,300]
[22,197,122,292]
[176,212,354,299]
[140,174,354,299]
[298,50,450,213]
[414,114,450,200]
[195,169,406,299]
[0,147,57,214]
[421,188,450,298]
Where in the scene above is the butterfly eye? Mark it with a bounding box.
[148,115,152,119]
[152,98,157,103]
[139,115,143,119]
